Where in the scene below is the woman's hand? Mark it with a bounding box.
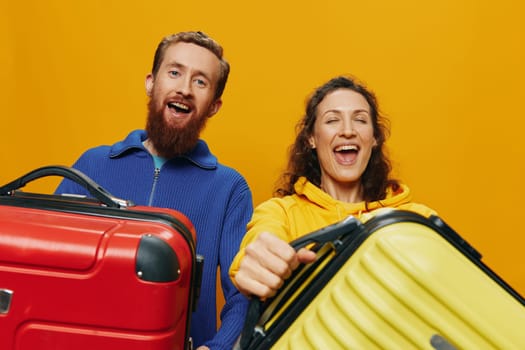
[234,232,316,299]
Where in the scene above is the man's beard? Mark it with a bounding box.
[145,96,208,159]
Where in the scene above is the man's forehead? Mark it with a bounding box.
[161,42,220,77]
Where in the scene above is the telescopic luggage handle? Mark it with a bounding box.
[0,165,132,208]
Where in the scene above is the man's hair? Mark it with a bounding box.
[275,75,399,202]
[151,31,230,99]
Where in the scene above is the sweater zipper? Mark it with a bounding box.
[148,167,160,206]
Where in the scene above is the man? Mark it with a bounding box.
[55,31,253,350]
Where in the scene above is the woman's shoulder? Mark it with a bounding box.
[396,202,438,218]
[255,194,303,213]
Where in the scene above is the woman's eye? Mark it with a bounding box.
[355,115,369,123]
[323,114,339,123]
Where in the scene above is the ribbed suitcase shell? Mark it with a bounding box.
[239,209,525,350]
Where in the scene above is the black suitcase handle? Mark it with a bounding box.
[0,165,131,208]
[289,215,359,250]
[236,216,360,350]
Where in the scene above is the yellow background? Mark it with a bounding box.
[2,0,524,303]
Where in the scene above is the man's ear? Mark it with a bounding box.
[145,73,154,96]
[207,99,223,118]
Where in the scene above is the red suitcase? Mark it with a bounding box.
[0,166,202,350]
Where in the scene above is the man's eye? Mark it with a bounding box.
[169,70,180,77]
[195,78,206,87]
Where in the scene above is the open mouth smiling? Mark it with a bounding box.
[334,144,359,164]
[334,144,359,153]
[167,101,191,114]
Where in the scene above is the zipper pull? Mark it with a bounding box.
[148,168,161,206]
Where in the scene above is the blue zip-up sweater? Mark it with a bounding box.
[55,129,253,350]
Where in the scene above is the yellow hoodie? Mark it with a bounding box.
[229,177,436,281]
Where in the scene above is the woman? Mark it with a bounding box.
[229,75,435,299]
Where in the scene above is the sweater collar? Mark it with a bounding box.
[109,129,217,169]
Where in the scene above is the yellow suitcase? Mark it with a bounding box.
[236,209,525,350]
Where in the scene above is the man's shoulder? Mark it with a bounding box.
[214,161,242,174]
[214,162,250,184]
[73,130,144,163]
[78,144,112,160]
[78,130,144,158]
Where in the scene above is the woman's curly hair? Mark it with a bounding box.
[275,75,399,202]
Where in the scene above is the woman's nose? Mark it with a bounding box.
[339,119,355,137]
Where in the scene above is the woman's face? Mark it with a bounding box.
[309,88,377,191]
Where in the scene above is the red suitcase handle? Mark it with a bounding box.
[0,165,131,208]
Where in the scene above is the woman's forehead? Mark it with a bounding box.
[317,89,370,114]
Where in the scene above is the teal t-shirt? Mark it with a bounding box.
[152,154,167,169]
[143,141,167,169]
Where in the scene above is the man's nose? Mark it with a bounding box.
[176,76,192,96]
